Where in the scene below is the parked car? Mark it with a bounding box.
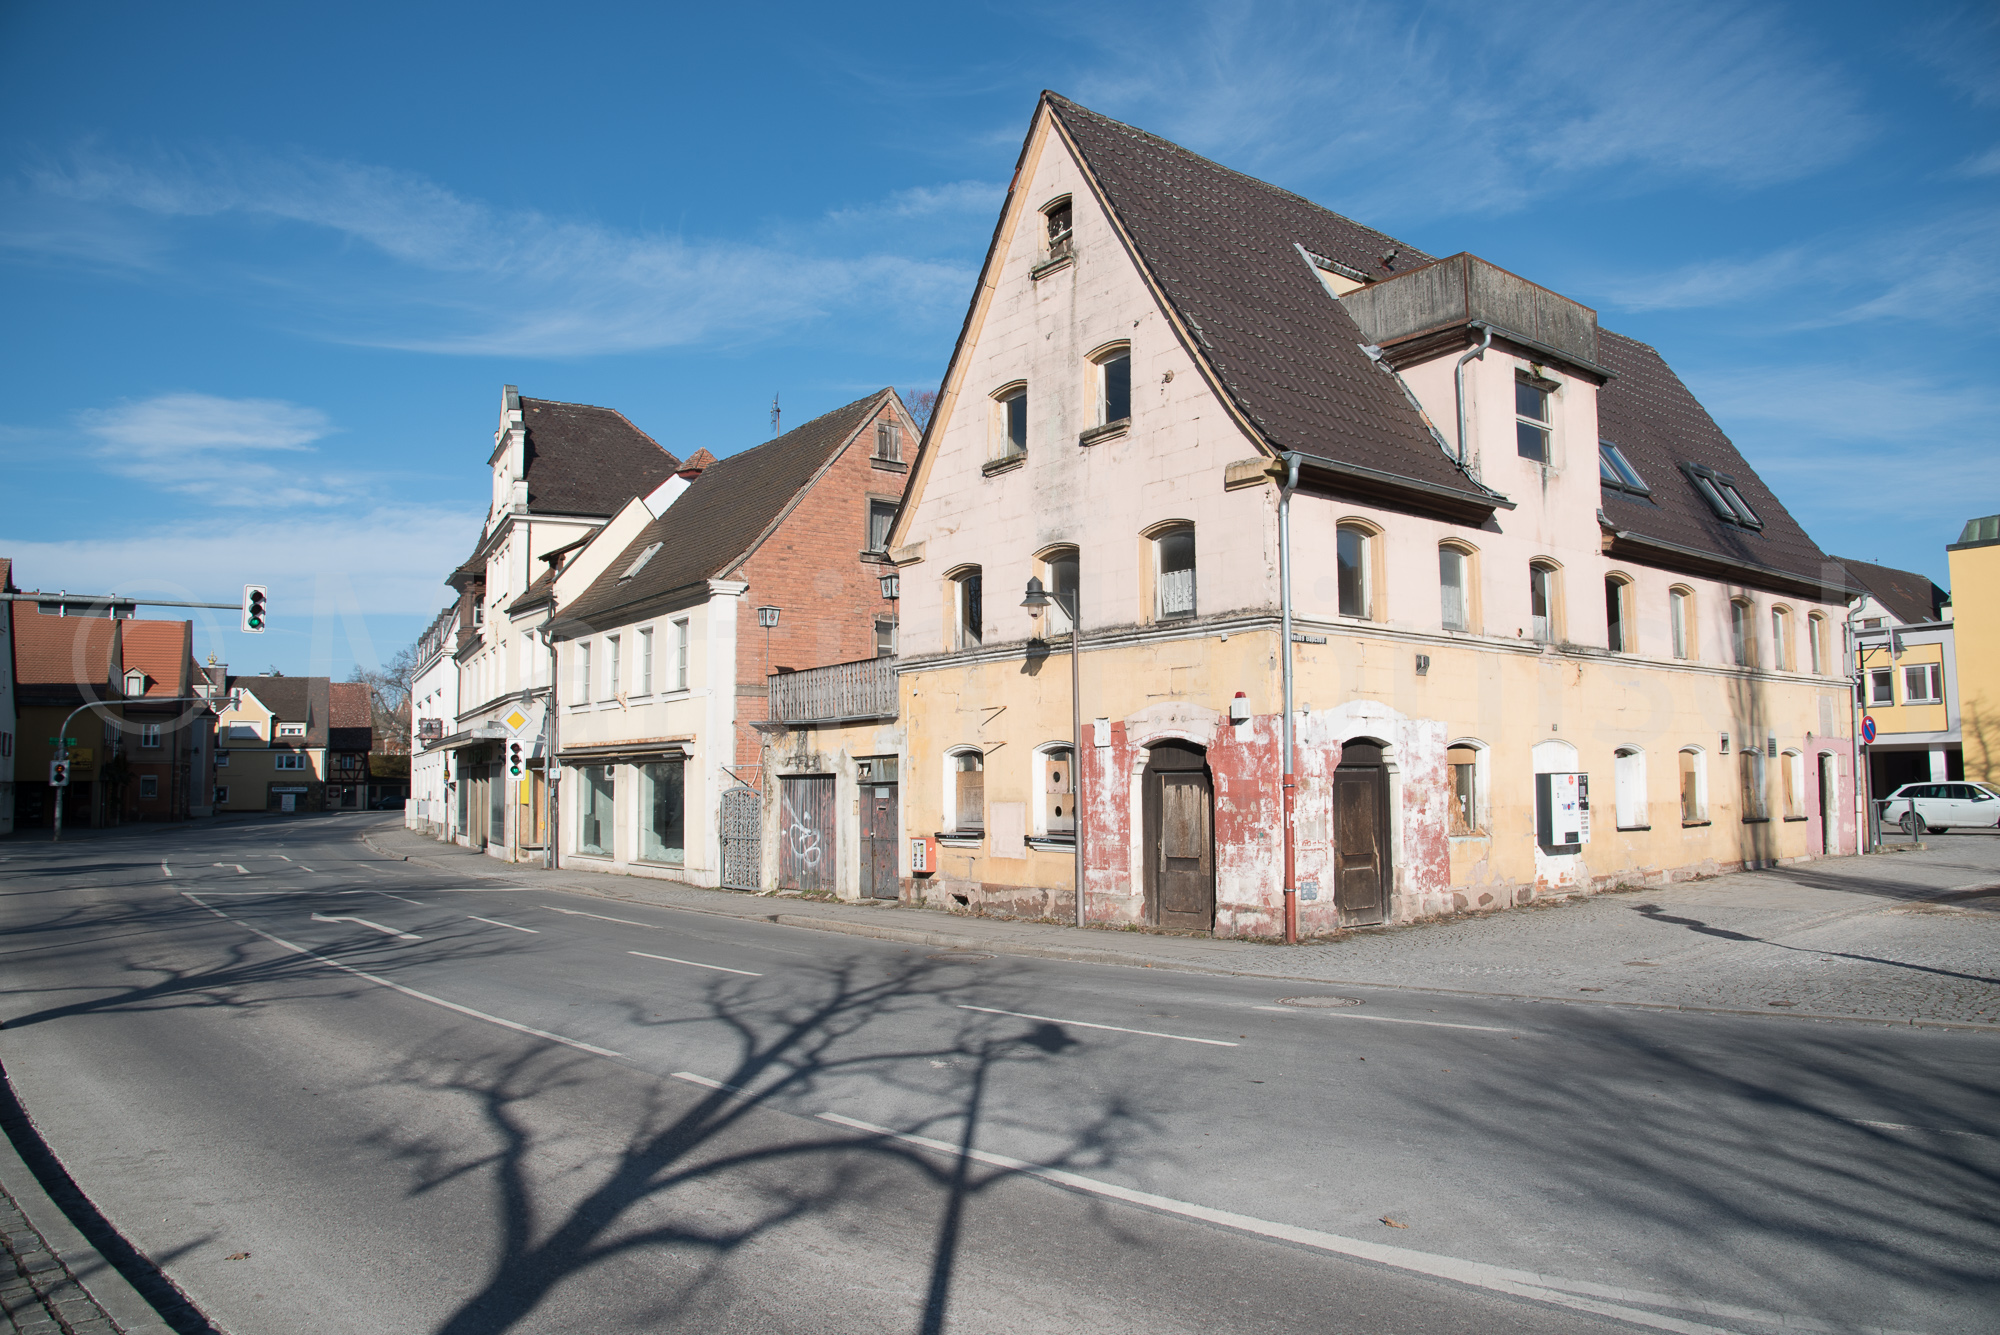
[1876,782,2000,834]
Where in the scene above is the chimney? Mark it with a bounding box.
[677,448,718,481]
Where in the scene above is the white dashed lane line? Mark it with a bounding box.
[958,1004,1238,1047]
[541,905,660,928]
[310,912,422,942]
[468,915,539,934]
[629,950,761,977]
[1250,1006,1516,1034]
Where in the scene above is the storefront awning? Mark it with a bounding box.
[428,727,507,752]
[558,738,691,765]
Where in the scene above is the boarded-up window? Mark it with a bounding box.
[1614,748,1647,828]
[1044,747,1074,834]
[1740,751,1767,820]
[1447,745,1478,834]
[953,752,984,831]
[1162,780,1205,860]
[1680,750,1704,822]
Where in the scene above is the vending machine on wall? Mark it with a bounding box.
[1535,772,1591,848]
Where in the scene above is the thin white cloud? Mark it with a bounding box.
[1957,144,2000,178]
[1829,209,2000,327]
[3,148,979,358]
[1591,250,1813,312]
[75,392,348,508]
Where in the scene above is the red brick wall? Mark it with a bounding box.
[730,399,913,786]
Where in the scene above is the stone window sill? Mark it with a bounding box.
[1031,254,1074,281]
[1078,420,1129,447]
[1782,815,1809,822]
[938,832,983,846]
[1682,819,1711,827]
[1742,816,1771,824]
[982,453,1025,478]
[870,457,910,473]
[1616,824,1651,832]
[1027,835,1075,851]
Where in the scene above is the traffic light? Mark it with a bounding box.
[241,584,268,633]
[508,742,523,777]
[49,759,69,788]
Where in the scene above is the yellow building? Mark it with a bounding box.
[1949,514,2000,785]
[881,95,1861,937]
[1834,556,1955,799]
[214,676,330,812]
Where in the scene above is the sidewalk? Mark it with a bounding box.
[361,823,2000,1031]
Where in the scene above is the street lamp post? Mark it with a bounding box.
[1022,576,1085,928]
[879,573,899,656]
[756,605,781,678]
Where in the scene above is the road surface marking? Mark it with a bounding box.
[370,891,427,907]
[818,1112,1813,1335]
[310,912,422,942]
[629,950,761,977]
[1251,1006,1514,1033]
[213,863,249,874]
[160,862,172,878]
[276,855,291,861]
[181,893,620,1057]
[297,865,316,873]
[957,1004,1238,1047]
[671,1071,747,1094]
[1845,1117,1996,1141]
[468,915,539,934]
[542,905,659,928]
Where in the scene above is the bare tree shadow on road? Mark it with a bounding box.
[1632,901,2000,986]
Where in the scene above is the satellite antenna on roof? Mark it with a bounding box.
[770,392,781,438]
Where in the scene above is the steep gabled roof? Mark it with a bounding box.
[13,604,118,689]
[559,390,897,631]
[228,675,329,746]
[1596,331,1851,597]
[329,680,374,752]
[515,398,681,517]
[119,621,193,698]
[1044,95,1490,502]
[1832,556,1946,625]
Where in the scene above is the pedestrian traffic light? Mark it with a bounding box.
[508,742,523,777]
[241,584,268,634]
[49,759,69,788]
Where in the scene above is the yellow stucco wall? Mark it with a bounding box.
[1949,539,2000,783]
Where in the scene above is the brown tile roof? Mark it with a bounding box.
[1045,95,1496,503]
[119,621,192,697]
[559,390,896,632]
[1596,331,1851,597]
[1831,556,1945,625]
[13,605,118,689]
[681,448,718,472]
[515,398,681,517]
[329,680,374,752]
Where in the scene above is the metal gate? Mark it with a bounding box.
[719,785,762,890]
[779,775,836,894]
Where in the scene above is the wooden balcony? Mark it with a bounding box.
[767,655,897,725]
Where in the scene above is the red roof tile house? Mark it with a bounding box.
[327,681,374,810]
[117,619,214,822]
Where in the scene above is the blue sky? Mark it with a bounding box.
[2,0,1994,678]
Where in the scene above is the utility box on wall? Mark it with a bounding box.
[1536,772,1590,848]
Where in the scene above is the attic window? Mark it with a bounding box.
[619,541,664,582]
[124,670,147,695]
[1683,463,1764,530]
[1598,441,1650,496]
[1043,198,1073,259]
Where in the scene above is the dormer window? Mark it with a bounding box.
[1044,198,1073,260]
[1515,375,1552,462]
[619,541,663,583]
[124,669,147,696]
[1683,463,1764,530]
[1598,441,1650,496]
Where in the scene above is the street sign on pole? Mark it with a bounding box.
[1861,715,1877,743]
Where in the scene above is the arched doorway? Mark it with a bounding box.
[1143,741,1213,931]
[1334,739,1391,926]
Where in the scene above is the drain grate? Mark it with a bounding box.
[1277,995,1363,1008]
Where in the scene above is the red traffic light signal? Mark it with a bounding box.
[49,759,70,788]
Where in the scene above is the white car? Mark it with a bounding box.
[1878,781,2000,834]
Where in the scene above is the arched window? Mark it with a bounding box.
[1531,739,1580,848]
[1090,343,1131,426]
[1807,613,1826,674]
[1152,523,1196,620]
[1730,597,1754,667]
[1529,560,1562,643]
[1446,739,1487,835]
[1042,196,1073,260]
[1605,574,1634,653]
[1669,585,1695,660]
[991,382,1027,458]
[1038,546,1080,635]
[1614,747,1648,829]
[1439,541,1478,633]
[1337,521,1379,619]
[946,748,985,834]
[948,566,983,649]
[1034,743,1075,838]
[1772,605,1793,671]
[1679,748,1708,823]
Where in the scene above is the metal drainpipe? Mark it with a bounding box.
[1278,452,1302,944]
[543,613,560,870]
[1454,324,1493,466]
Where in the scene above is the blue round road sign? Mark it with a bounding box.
[1861,715,1877,743]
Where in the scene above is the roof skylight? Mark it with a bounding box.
[618,541,663,582]
[1682,463,1763,531]
[1598,441,1650,496]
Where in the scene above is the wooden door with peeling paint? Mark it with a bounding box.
[1334,742,1390,927]
[1143,742,1214,932]
[779,775,836,894]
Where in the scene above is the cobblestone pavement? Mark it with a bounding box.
[367,819,2000,1028]
[0,1187,118,1335]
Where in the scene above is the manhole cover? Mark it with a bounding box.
[1277,995,1363,1008]
[927,953,993,962]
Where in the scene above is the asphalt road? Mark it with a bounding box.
[1,816,1994,1335]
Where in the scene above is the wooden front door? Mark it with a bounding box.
[1334,745,1390,926]
[778,775,836,893]
[862,782,899,899]
[1143,743,1214,931]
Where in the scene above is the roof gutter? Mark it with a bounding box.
[1284,449,1515,523]
[1605,528,1865,602]
[1454,324,1493,466]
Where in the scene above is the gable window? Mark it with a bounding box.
[1669,586,1694,659]
[866,499,897,555]
[951,568,984,649]
[1155,525,1197,620]
[1679,748,1708,823]
[673,619,690,690]
[1772,606,1793,671]
[1808,613,1826,674]
[1609,747,1645,829]
[1904,663,1943,704]
[875,418,901,462]
[1042,546,1080,635]
[1516,376,1551,462]
[1730,599,1753,667]
[575,641,593,705]
[993,384,1028,458]
[1043,198,1073,260]
[124,669,147,695]
[637,626,654,695]
[141,723,162,749]
[1598,441,1650,496]
[1683,463,1764,530]
[1439,543,1475,632]
[1093,345,1131,426]
[1337,523,1377,619]
[1606,575,1633,652]
[1868,668,1894,705]
[1529,561,1560,643]
[949,749,985,834]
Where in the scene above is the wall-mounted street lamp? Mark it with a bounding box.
[878,572,900,601]
[1022,574,1085,928]
[757,605,781,678]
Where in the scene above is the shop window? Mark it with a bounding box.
[579,765,615,856]
[640,759,685,864]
